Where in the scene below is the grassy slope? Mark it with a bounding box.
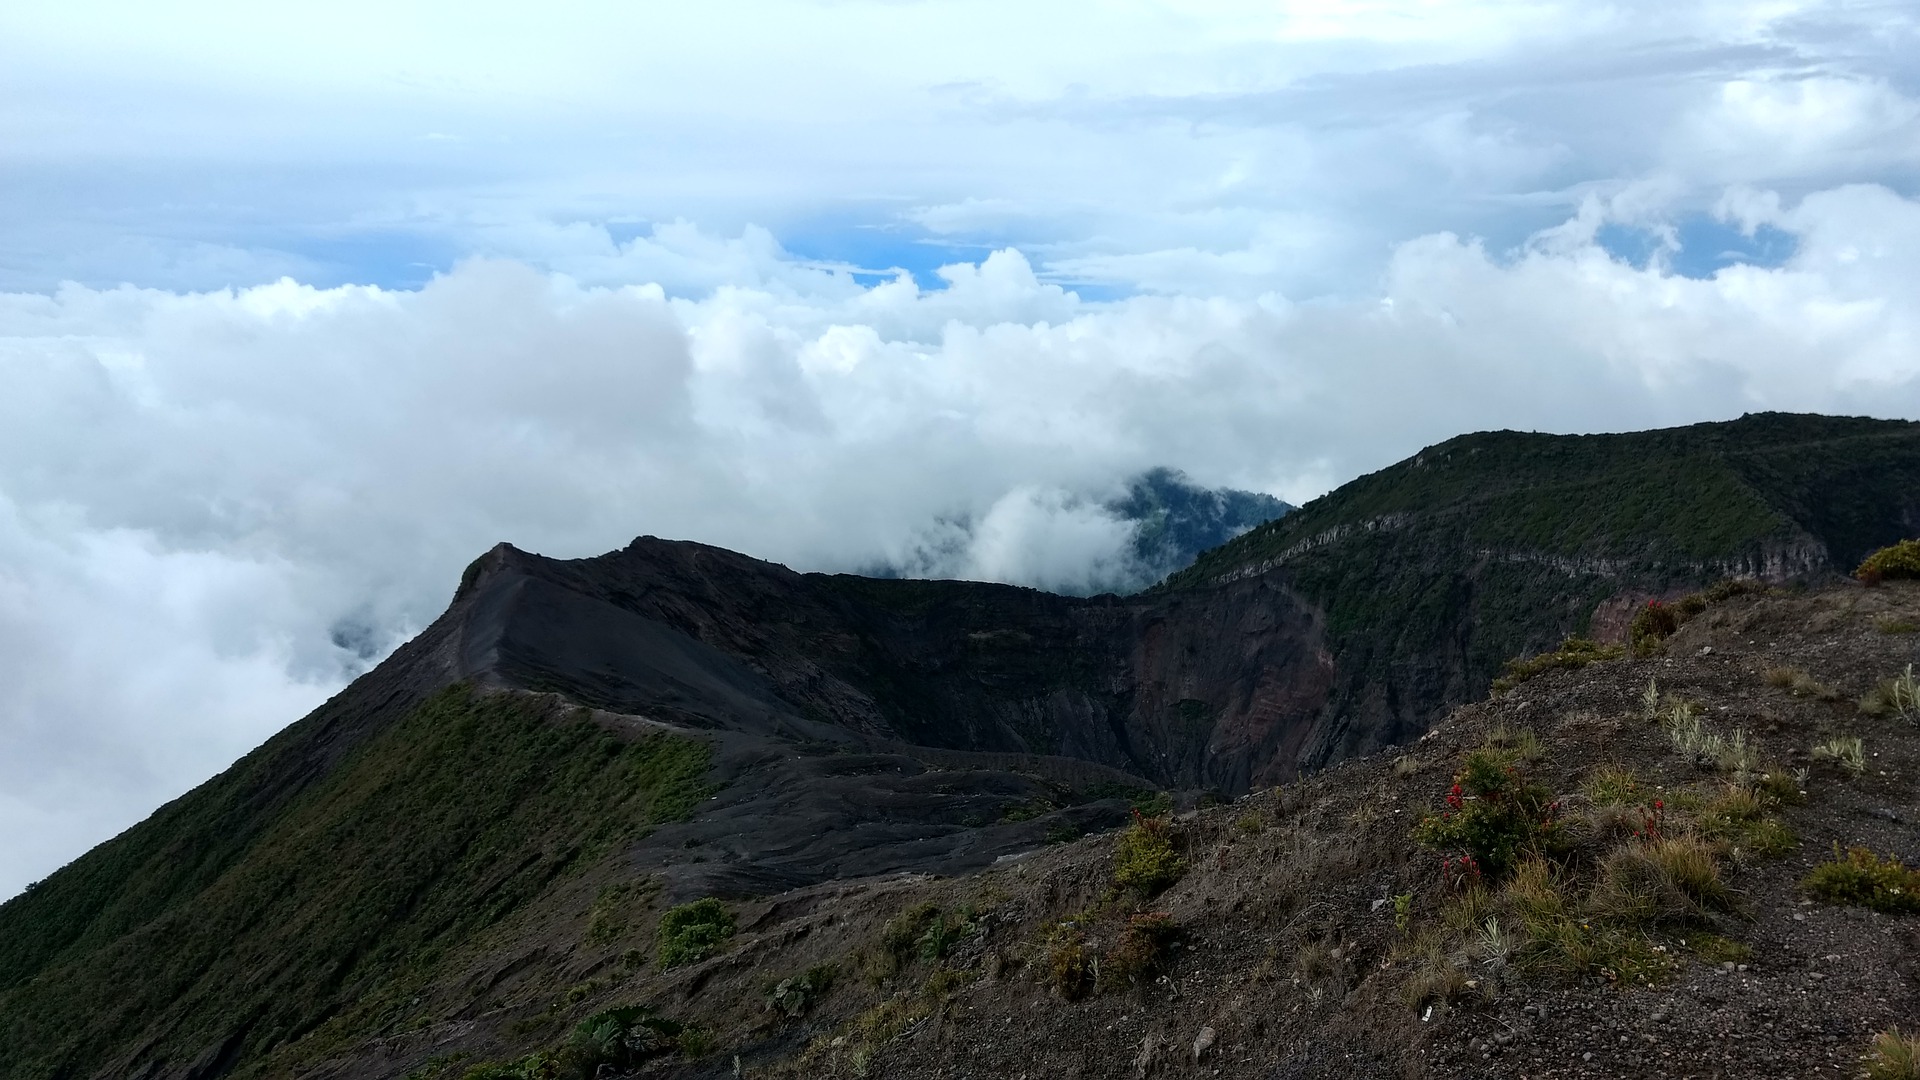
[0,686,712,1080]
[1162,414,1920,751]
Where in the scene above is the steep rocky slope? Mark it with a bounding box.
[332,579,1920,1080]
[1170,411,1920,765]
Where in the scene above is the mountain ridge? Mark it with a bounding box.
[6,412,1920,1079]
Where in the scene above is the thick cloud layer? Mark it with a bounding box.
[3,0,1919,897]
[6,185,1920,895]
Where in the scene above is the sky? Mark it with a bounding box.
[2,0,1919,898]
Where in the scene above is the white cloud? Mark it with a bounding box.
[4,185,1920,895]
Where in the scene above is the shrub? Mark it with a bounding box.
[656,898,735,969]
[1098,912,1179,991]
[1857,539,1920,583]
[1811,735,1866,775]
[1492,638,1622,693]
[1629,600,1680,655]
[1803,846,1920,914]
[880,902,939,959]
[1876,616,1920,635]
[1869,1028,1920,1080]
[1410,752,1562,876]
[1044,921,1092,1000]
[766,964,837,1018]
[1114,812,1184,895]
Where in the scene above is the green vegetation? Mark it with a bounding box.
[1856,539,1920,583]
[1113,812,1185,895]
[0,684,714,1080]
[1410,747,1563,876]
[656,898,736,968]
[1861,665,1920,725]
[455,1005,699,1079]
[1492,638,1623,694]
[1763,666,1843,701]
[766,964,837,1019]
[1803,846,1920,914]
[1097,911,1179,991]
[1163,415,1920,726]
[1811,735,1866,775]
[1869,1028,1920,1080]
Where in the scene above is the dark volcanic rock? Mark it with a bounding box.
[453,537,1344,797]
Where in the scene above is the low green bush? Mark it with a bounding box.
[1803,846,1920,914]
[656,898,735,968]
[1411,750,1562,876]
[1629,600,1680,655]
[1114,812,1184,895]
[1857,539,1920,583]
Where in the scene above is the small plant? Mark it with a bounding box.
[1400,941,1469,1008]
[1475,915,1515,968]
[1687,931,1751,966]
[1485,724,1544,760]
[1694,784,1796,859]
[1811,735,1866,775]
[1766,666,1842,700]
[1098,911,1179,990]
[1584,765,1642,806]
[1880,665,1920,726]
[1856,539,1920,583]
[1044,920,1092,1000]
[1629,600,1680,655]
[1235,813,1264,835]
[1868,1028,1920,1080]
[1392,755,1421,777]
[1114,811,1184,895]
[1392,892,1413,935]
[1875,616,1920,634]
[1641,678,1661,720]
[1803,846,1920,914]
[656,898,735,969]
[767,964,837,1018]
[1411,751,1562,877]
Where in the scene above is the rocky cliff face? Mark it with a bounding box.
[454,536,1340,796]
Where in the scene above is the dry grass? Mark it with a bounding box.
[1587,836,1734,926]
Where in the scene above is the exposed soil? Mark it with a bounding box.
[338,580,1920,1080]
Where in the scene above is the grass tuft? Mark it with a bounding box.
[1869,1028,1920,1080]
[1810,735,1866,775]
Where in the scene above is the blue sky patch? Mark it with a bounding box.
[1597,215,1798,279]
